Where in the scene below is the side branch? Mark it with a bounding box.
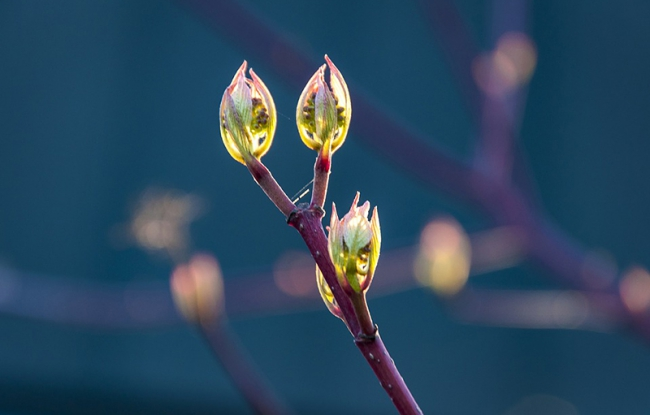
[247,157,295,217]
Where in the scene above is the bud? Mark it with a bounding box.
[327,192,381,294]
[414,217,471,297]
[170,254,225,323]
[296,55,351,156]
[220,61,276,165]
[316,265,344,320]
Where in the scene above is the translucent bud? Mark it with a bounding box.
[170,254,224,323]
[296,55,351,155]
[220,61,276,165]
[316,265,344,320]
[328,192,381,294]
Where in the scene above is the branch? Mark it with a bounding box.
[286,205,422,415]
[178,0,650,344]
[199,318,294,415]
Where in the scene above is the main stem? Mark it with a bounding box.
[246,158,422,414]
[287,206,361,337]
[356,332,422,415]
[288,207,422,415]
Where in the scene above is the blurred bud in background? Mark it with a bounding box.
[273,250,318,298]
[130,189,203,261]
[473,31,537,98]
[620,266,650,314]
[110,188,204,263]
[170,254,224,323]
[415,217,471,297]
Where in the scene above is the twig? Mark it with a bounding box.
[286,205,361,336]
[170,254,295,415]
[246,157,295,217]
[199,317,294,415]
[310,150,331,210]
[286,204,422,415]
[416,0,482,123]
[417,0,544,210]
[475,0,530,183]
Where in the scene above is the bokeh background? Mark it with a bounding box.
[1,1,650,414]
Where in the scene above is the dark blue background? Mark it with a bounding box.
[1,1,650,414]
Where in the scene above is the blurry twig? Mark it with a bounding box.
[171,254,293,415]
[200,319,293,415]
[125,190,294,415]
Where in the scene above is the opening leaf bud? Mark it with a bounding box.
[316,265,344,320]
[328,192,381,294]
[220,61,276,165]
[296,55,351,156]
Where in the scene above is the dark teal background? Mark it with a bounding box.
[1,1,650,414]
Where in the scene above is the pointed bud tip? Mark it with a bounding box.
[296,57,350,154]
[220,60,276,165]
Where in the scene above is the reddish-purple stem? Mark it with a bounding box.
[246,157,295,217]
[351,293,377,338]
[286,206,360,336]
[310,150,331,209]
[356,334,423,415]
[287,206,422,415]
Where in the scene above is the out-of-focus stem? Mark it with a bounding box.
[199,317,294,415]
[475,0,530,184]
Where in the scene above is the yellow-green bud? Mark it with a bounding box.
[220,61,276,165]
[296,55,351,156]
[316,265,344,320]
[327,192,381,294]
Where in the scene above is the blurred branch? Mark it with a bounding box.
[178,0,650,343]
[448,288,621,332]
[475,0,530,183]
[416,0,482,123]
[0,223,618,333]
[170,254,294,415]
[0,265,183,329]
[418,0,544,208]
[200,318,294,415]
